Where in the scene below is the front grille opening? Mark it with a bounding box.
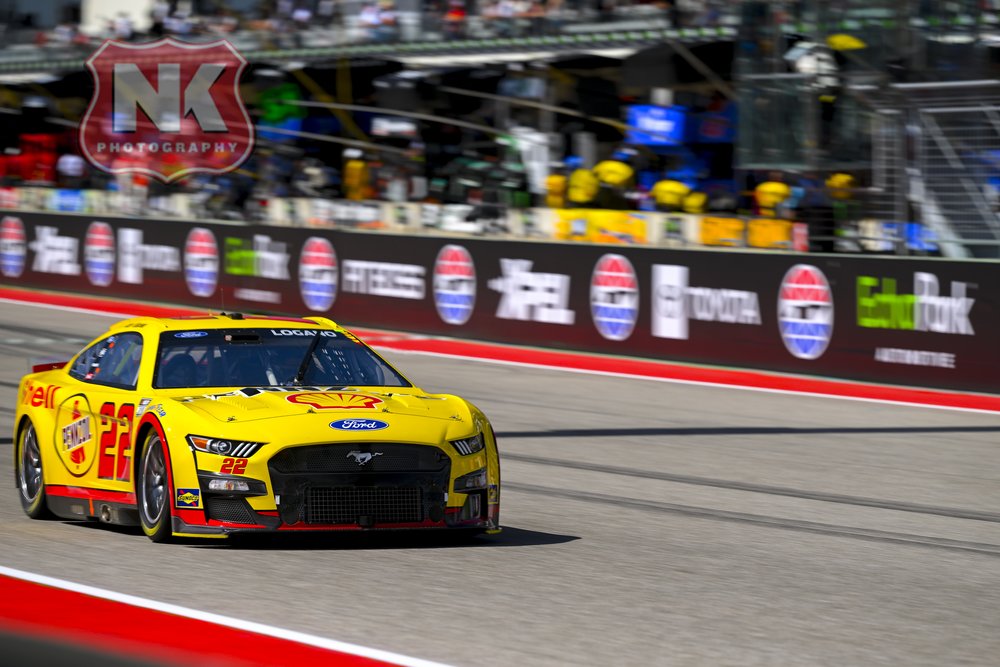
[205,497,258,524]
[305,487,422,525]
[269,443,448,474]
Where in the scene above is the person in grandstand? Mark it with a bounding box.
[359,0,398,42]
[443,0,469,39]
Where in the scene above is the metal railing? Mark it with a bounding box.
[0,6,740,75]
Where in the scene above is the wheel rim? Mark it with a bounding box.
[18,424,42,503]
[141,436,167,525]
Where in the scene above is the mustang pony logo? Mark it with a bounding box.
[79,38,254,182]
[287,392,383,410]
[346,451,383,466]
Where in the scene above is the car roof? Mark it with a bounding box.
[108,314,341,333]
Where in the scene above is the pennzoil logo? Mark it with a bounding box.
[54,395,97,476]
[286,392,384,410]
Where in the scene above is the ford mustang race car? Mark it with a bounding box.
[14,314,500,542]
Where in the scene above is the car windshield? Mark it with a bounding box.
[154,328,411,389]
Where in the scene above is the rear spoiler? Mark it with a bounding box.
[31,361,67,373]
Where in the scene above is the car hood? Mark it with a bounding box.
[171,387,464,425]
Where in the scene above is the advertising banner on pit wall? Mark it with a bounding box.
[1,211,997,393]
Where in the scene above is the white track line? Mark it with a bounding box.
[0,565,457,667]
[6,296,999,415]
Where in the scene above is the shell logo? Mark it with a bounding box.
[286,392,384,410]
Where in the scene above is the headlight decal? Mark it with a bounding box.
[187,435,265,457]
[449,433,485,456]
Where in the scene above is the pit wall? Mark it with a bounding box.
[1,211,996,393]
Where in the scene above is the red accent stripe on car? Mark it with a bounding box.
[46,485,136,505]
[174,508,208,525]
[276,520,447,531]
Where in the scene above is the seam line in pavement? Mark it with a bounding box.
[503,453,1000,523]
[505,482,1000,557]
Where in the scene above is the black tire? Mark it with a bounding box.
[137,431,172,543]
[16,421,52,519]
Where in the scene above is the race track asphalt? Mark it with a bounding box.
[1,302,999,666]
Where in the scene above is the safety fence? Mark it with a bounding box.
[1,210,997,393]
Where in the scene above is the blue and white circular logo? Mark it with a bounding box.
[184,227,219,298]
[84,221,115,287]
[433,244,476,325]
[174,331,208,339]
[0,216,26,278]
[590,253,639,341]
[299,236,338,312]
[330,418,388,431]
[777,264,834,360]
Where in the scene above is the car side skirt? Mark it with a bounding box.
[46,486,139,526]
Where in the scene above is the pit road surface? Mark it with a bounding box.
[2,302,1000,666]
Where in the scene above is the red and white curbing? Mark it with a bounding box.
[0,565,455,667]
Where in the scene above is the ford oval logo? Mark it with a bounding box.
[330,418,388,431]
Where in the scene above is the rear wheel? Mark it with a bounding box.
[16,421,52,519]
[138,432,172,543]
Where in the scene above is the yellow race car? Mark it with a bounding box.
[14,313,500,542]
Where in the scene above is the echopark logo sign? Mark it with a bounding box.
[79,38,255,183]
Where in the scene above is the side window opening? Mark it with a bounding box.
[69,333,143,389]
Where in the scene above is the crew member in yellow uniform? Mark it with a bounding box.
[566,156,599,207]
[342,149,371,201]
[545,164,568,208]
[651,178,691,212]
[682,190,707,214]
[592,150,635,210]
[755,175,791,217]
[827,172,860,244]
[826,172,855,201]
[593,154,634,188]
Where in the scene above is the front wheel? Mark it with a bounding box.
[16,421,52,519]
[138,431,172,543]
